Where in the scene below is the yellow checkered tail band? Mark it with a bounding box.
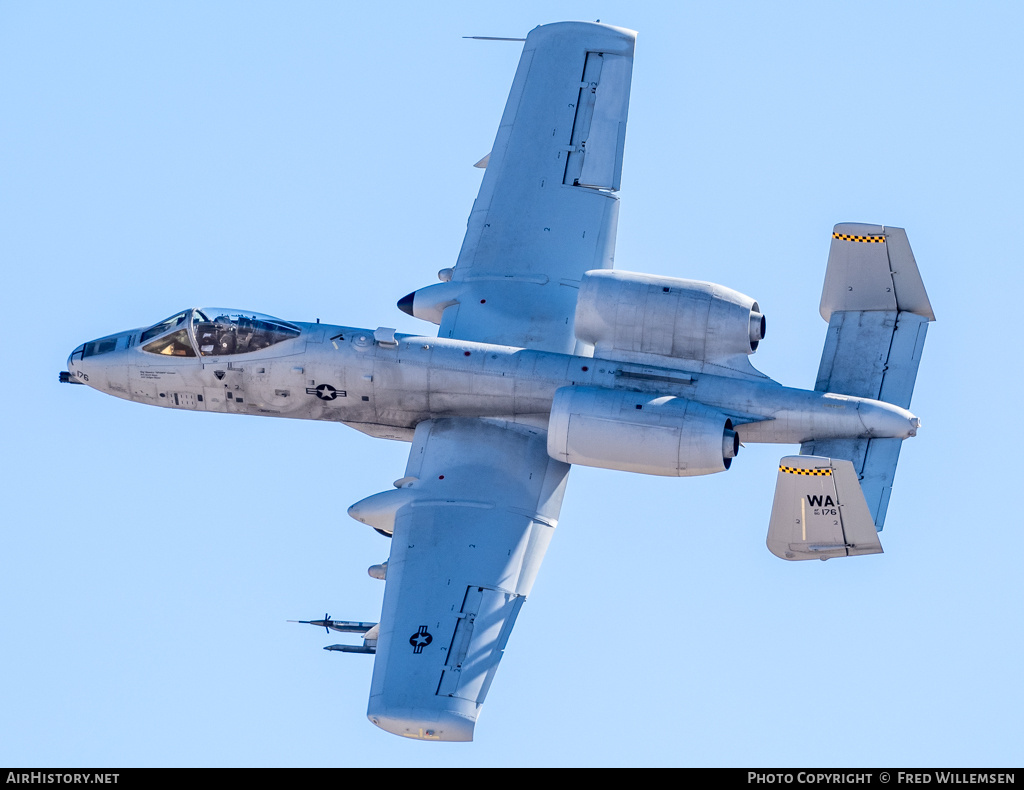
[779,465,832,476]
[832,233,885,243]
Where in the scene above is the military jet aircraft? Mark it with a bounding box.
[61,21,933,741]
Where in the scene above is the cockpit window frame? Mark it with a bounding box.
[191,308,301,358]
[138,308,302,359]
[141,328,197,358]
[140,311,190,344]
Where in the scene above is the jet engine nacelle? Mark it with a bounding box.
[547,386,738,476]
[574,270,765,363]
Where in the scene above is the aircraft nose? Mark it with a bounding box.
[63,334,131,393]
[67,345,82,370]
[62,344,87,385]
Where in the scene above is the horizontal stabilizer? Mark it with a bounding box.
[767,456,882,561]
[815,224,932,408]
[806,224,934,531]
[814,310,928,408]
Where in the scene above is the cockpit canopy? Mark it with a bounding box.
[141,308,301,358]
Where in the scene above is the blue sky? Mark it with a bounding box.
[2,0,1022,767]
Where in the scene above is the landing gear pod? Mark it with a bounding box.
[547,386,738,476]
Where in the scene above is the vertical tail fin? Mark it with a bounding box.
[768,456,882,561]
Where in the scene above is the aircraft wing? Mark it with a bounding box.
[437,21,636,353]
[364,418,570,741]
[363,22,626,741]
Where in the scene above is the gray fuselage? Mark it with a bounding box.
[66,320,918,447]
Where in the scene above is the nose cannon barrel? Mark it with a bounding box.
[58,370,84,385]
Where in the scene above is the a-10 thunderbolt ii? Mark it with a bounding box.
[61,21,934,741]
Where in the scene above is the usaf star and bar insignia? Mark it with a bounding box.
[306,384,346,400]
[409,626,433,654]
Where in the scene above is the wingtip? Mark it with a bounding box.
[367,708,476,742]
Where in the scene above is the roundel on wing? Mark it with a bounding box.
[409,626,433,653]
